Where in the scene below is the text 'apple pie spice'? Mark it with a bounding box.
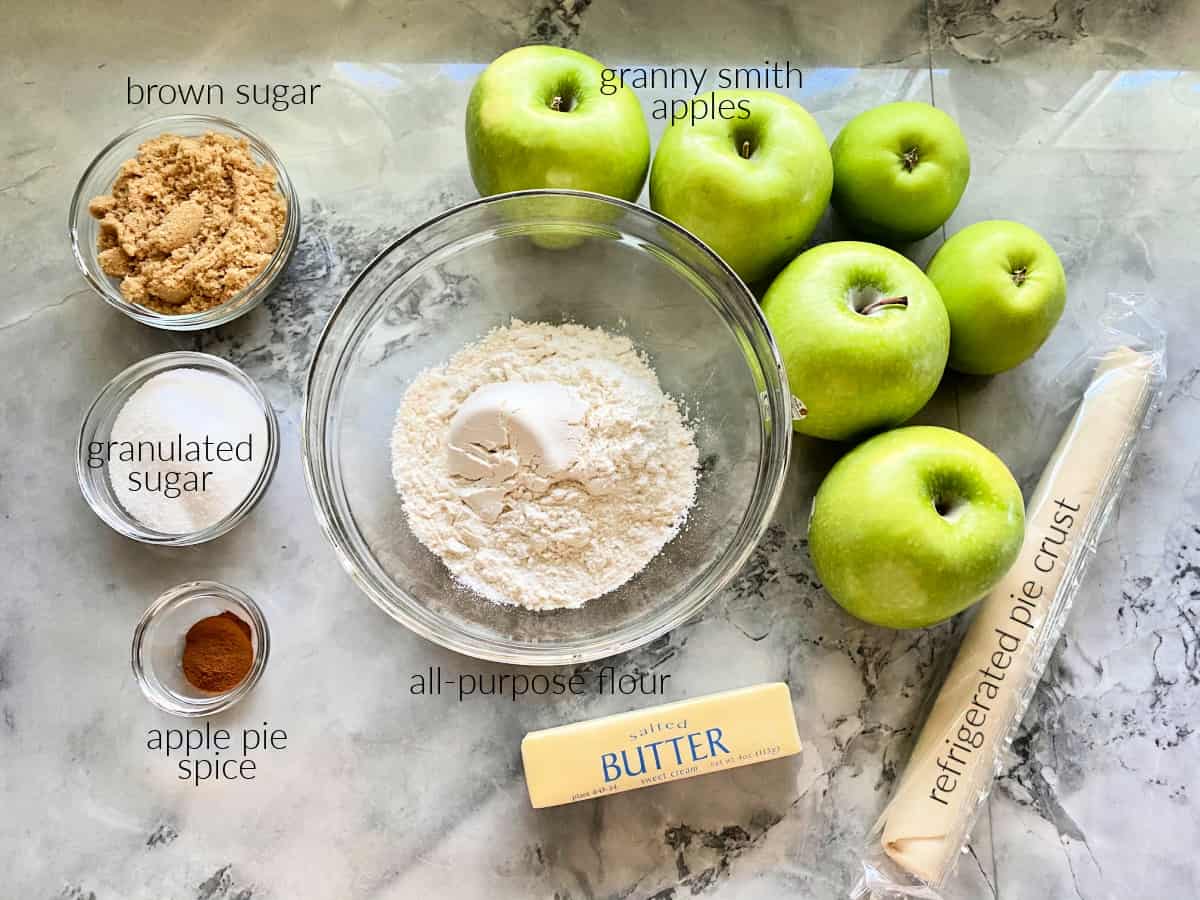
[182,611,254,692]
[390,320,699,610]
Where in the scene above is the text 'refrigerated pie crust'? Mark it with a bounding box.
[878,346,1156,885]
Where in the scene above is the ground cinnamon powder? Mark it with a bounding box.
[88,131,286,314]
[182,611,254,692]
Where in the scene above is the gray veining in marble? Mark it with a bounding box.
[2,1,1199,898]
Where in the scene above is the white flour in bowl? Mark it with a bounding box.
[389,320,699,610]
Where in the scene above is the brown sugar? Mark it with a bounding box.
[181,610,255,693]
[88,132,286,314]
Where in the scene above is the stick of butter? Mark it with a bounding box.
[521,682,802,808]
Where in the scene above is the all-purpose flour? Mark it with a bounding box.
[389,320,699,610]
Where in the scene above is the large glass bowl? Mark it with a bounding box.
[303,190,791,665]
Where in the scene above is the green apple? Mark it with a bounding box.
[926,220,1067,375]
[649,90,832,285]
[466,47,650,200]
[762,241,949,441]
[830,102,970,243]
[809,425,1025,629]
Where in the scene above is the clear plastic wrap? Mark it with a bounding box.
[852,295,1167,899]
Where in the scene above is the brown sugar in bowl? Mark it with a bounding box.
[70,115,299,332]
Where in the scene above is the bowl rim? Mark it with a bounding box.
[131,579,271,717]
[302,188,792,665]
[68,113,300,332]
[76,350,280,546]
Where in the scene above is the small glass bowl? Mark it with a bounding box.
[69,114,300,331]
[132,581,270,717]
[77,351,280,546]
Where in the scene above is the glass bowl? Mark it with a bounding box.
[132,581,270,717]
[303,190,792,665]
[69,114,300,331]
[77,351,280,546]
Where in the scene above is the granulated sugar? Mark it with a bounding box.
[108,368,268,534]
[389,320,699,610]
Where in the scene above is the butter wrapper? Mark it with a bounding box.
[521,682,802,808]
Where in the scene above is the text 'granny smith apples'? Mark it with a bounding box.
[927,220,1068,375]
[466,47,651,201]
[831,101,970,244]
[809,426,1025,629]
[649,90,833,285]
[762,242,949,441]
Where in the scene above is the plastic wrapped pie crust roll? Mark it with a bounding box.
[860,344,1161,895]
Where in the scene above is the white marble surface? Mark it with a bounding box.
[2,2,1198,898]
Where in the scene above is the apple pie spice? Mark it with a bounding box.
[181,611,254,693]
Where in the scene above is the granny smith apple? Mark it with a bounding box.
[466,47,650,200]
[762,241,949,441]
[831,102,970,243]
[809,425,1025,629]
[649,90,832,284]
[926,220,1067,375]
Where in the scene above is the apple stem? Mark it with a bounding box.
[902,147,919,172]
[859,295,909,316]
[1011,266,1028,286]
[740,140,751,159]
[551,95,563,112]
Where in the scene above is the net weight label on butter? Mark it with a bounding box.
[583,741,791,803]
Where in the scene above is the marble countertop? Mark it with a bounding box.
[3,1,1199,898]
